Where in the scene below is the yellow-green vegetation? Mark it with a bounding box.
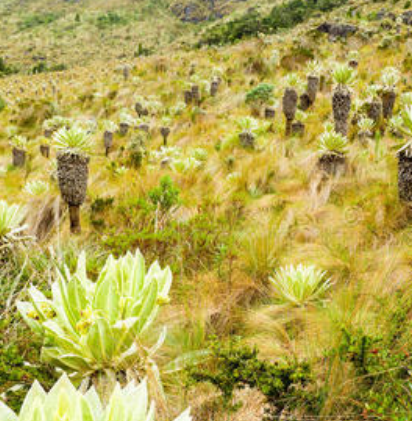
[3,0,412,420]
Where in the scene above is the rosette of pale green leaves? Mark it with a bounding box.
[0,374,192,421]
[43,115,73,131]
[17,250,172,378]
[53,127,93,154]
[236,117,270,136]
[269,264,332,307]
[332,63,356,87]
[392,105,412,157]
[358,117,374,133]
[381,67,400,91]
[24,180,50,197]
[102,120,119,133]
[318,129,349,155]
[10,135,28,150]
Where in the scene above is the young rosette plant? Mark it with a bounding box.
[24,180,50,197]
[102,120,118,156]
[17,250,172,386]
[380,67,400,119]
[0,374,192,421]
[236,116,270,149]
[10,135,28,167]
[269,264,332,307]
[54,127,92,234]
[317,125,348,175]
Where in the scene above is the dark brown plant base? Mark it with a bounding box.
[299,93,311,111]
[398,152,412,202]
[291,121,305,137]
[239,132,255,149]
[13,148,26,167]
[40,145,50,158]
[381,90,396,120]
[318,153,346,176]
[264,107,276,119]
[333,86,351,136]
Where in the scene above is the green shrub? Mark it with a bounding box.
[0,57,18,77]
[148,175,180,212]
[245,83,275,108]
[189,338,313,420]
[0,319,57,413]
[95,11,128,29]
[0,96,6,112]
[18,13,61,30]
[199,0,349,46]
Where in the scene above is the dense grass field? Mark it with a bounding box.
[2,0,412,420]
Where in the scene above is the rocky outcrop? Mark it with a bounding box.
[316,22,358,39]
[170,0,242,23]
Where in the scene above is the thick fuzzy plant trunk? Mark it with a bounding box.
[44,129,53,138]
[160,127,171,146]
[283,88,298,136]
[318,153,346,176]
[264,107,275,119]
[184,90,192,105]
[40,145,50,158]
[104,131,113,156]
[299,93,311,111]
[57,151,89,234]
[191,85,200,105]
[119,123,129,136]
[332,84,351,136]
[348,59,358,69]
[291,121,305,137]
[367,99,382,124]
[398,151,412,202]
[239,131,255,149]
[307,75,320,104]
[210,80,220,97]
[381,90,396,119]
[13,147,26,167]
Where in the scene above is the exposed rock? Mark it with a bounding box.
[316,22,358,39]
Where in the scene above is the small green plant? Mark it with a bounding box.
[358,117,374,132]
[269,264,332,306]
[381,67,400,91]
[189,338,312,420]
[0,95,6,112]
[148,176,180,212]
[24,180,50,196]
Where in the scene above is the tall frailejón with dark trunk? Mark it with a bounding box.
[380,67,400,120]
[332,64,355,137]
[283,88,298,136]
[53,127,92,234]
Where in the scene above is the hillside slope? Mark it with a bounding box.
[3,0,412,420]
[0,0,278,71]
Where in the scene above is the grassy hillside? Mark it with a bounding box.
[3,0,412,420]
[0,0,279,71]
